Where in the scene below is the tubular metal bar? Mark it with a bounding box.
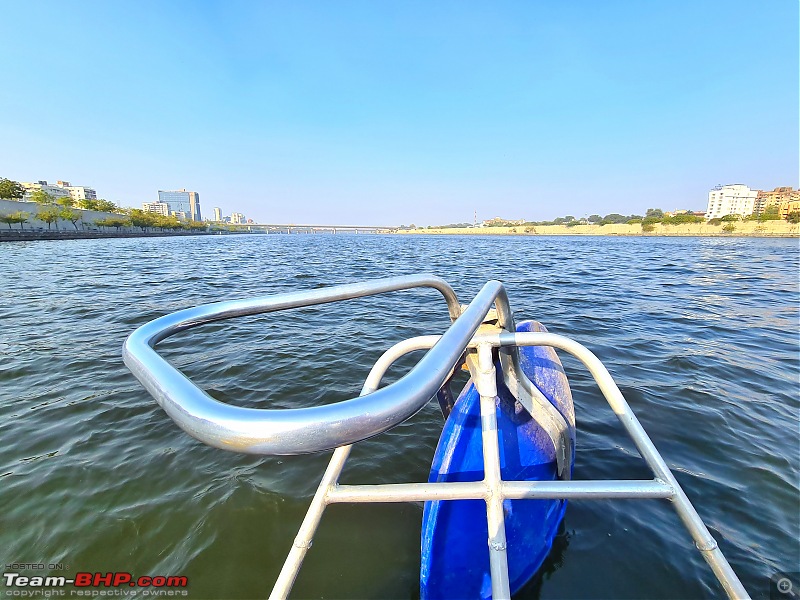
[123,274,476,455]
[326,480,675,503]
[474,342,511,600]
[270,444,352,599]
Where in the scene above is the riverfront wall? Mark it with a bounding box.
[0,230,218,242]
[0,198,127,231]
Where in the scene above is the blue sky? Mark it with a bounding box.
[1,1,797,225]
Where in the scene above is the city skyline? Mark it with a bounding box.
[6,175,798,226]
[1,1,797,225]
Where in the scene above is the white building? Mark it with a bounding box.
[57,181,97,202]
[231,212,246,224]
[704,184,757,219]
[21,181,72,202]
[213,207,223,221]
[142,201,170,217]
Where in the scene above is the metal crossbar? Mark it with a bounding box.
[122,275,752,600]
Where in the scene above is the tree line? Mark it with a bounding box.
[433,206,800,229]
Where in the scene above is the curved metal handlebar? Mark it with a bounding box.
[123,274,519,455]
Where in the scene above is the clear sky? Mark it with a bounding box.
[1,1,797,225]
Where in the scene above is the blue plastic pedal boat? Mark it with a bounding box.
[422,320,575,598]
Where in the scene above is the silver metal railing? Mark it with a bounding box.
[123,275,751,600]
[122,275,568,463]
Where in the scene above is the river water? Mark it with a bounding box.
[1,234,798,599]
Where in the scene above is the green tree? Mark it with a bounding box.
[601,213,628,224]
[786,211,800,224]
[12,211,29,229]
[30,190,56,205]
[129,209,155,231]
[56,196,75,208]
[157,215,181,230]
[662,214,704,225]
[94,217,131,232]
[95,216,130,231]
[645,208,664,218]
[37,206,61,230]
[721,214,740,222]
[77,198,99,211]
[722,223,736,233]
[96,199,119,213]
[60,208,82,231]
[587,214,602,223]
[756,206,781,221]
[0,212,17,229]
[0,178,24,200]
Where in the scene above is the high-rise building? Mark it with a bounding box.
[704,184,757,219]
[230,212,246,224]
[142,201,170,216]
[213,207,223,222]
[158,189,202,221]
[188,191,201,222]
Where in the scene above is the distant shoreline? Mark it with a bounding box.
[394,221,799,238]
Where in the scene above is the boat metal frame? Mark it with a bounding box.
[123,275,751,600]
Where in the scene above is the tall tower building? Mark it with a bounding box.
[704,184,757,220]
[213,207,223,222]
[158,189,202,221]
[188,191,201,222]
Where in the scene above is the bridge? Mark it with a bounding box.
[235,223,396,234]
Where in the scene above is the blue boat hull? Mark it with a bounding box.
[421,320,576,599]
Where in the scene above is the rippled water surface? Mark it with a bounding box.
[1,234,798,599]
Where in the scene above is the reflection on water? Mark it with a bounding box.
[0,234,798,599]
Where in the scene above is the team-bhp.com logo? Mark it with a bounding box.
[3,572,188,596]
